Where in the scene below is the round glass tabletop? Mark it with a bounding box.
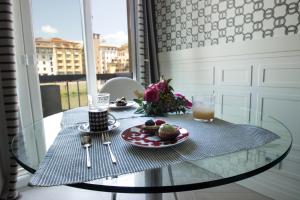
[12,106,292,193]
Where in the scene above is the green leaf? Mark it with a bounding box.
[134,106,145,114]
[133,98,143,105]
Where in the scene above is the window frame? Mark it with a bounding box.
[80,0,98,97]
[13,0,44,188]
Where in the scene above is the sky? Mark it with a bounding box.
[32,0,128,46]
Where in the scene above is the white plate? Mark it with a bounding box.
[77,121,120,134]
[109,100,136,110]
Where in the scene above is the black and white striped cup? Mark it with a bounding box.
[88,109,116,132]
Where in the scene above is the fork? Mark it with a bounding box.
[102,132,117,164]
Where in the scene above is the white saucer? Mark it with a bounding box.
[109,101,136,110]
[77,121,120,134]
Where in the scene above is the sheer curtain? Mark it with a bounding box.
[128,0,160,87]
[0,0,19,199]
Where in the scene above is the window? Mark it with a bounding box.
[31,0,88,111]
[13,2,134,184]
[91,0,131,88]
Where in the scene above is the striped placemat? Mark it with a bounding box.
[30,114,279,186]
[60,107,143,128]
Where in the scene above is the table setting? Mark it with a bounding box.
[28,78,283,188]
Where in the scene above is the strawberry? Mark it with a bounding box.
[155,119,166,126]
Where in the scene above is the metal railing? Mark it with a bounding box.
[39,73,132,110]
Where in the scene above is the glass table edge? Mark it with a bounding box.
[11,134,292,193]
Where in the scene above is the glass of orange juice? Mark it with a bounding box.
[192,95,215,122]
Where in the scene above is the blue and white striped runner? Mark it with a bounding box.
[30,113,279,186]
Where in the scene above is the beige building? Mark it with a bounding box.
[93,33,130,74]
[36,35,129,75]
[35,38,85,75]
[116,43,130,72]
[108,44,130,73]
[100,44,118,73]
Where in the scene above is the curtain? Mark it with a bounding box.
[0,0,19,199]
[143,0,160,84]
[130,0,160,86]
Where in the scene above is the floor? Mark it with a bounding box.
[19,183,272,200]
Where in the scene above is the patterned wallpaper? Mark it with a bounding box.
[154,0,300,52]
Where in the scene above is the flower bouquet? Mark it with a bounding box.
[134,78,192,116]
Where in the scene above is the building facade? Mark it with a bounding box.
[35,39,55,75]
[35,38,85,75]
[93,33,130,74]
[100,44,118,73]
[36,35,129,75]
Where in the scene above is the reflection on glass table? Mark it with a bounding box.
[12,106,292,194]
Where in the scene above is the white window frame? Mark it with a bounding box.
[13,0,44,188]
[127,0,138,80]
[80,0,97,97]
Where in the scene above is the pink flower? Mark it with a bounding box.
[175,93,192,109]
[175,93,184,98]
[185,100,192,109]
[148,83,155,88]
[155,80,168,92]
[144,87,160,102]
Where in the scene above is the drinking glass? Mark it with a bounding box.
[88,93,110,110]
[192,95,215,122]
[97,93,110,109]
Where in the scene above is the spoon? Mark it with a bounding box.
[81,135,92,168]
[103,140,117,164]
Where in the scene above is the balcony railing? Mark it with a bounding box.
[39,73,132,112]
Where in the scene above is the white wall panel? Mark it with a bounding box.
[259,64,300,88]
[258,94,300,151]
[219,65,252,86]
[219,92,251,124]
[160,62,215,99]
[173,67,214,85]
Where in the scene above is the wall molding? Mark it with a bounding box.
[258,63,300,88]
[218,65,253,86]
[159,36,300,64]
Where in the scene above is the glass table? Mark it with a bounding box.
[12,107,292,196]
